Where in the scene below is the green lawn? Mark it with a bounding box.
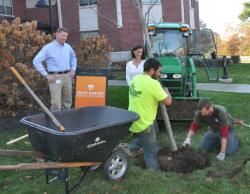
[196,63,250,84]
[110,63,250,84]
[1,87,250,193]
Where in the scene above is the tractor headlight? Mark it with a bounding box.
[173,74,182,79]
[160,74,168,79]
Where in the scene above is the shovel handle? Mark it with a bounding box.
[10,67,65,132]
[10,67,27,85]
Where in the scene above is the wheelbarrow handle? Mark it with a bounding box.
[9,67,65,132]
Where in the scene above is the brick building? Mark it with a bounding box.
[0,0,200,51]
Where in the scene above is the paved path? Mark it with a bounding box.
[108,80,250,94]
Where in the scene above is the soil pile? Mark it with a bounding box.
[158,147,210,174]
[158,100,198,120]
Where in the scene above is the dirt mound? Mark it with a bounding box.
[157,99,199,121]
[158,147,210,174]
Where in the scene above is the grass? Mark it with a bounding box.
[1,87,250,194]
[196,63,250,84]
[110,63,250,84]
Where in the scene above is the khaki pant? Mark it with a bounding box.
[49,73,72,112]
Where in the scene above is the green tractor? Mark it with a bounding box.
[148,23,218,120]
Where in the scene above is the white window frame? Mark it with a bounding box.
[0,0,13,16]
[116,0,123,28]
[80,30,99,40]
[142,0,161,4]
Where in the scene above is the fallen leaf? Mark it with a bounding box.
[112,185,122,191]
[205,177,213,182]
[25,176,32,180]
[24,141,31,145]
[2,185,9,190]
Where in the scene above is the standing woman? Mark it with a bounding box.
[126,45,146,86]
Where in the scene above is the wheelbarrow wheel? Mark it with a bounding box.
[103,148,128,181]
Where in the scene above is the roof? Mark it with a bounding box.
[148,22,189,29]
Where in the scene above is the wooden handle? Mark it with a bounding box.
[160,85,177,152]
[6,134,29,145]
[0,162,102,170]
[0,149,45,158]
[10,67,65,132]
[10,67,26,85]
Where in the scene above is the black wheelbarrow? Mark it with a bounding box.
[18,106,138,193]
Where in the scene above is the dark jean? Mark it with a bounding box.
[129,125,159,171]
[200,130,239,155]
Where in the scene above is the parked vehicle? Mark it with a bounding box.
[148,23,218,120]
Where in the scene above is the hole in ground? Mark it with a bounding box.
[132,147,210,174]
[158,147,210,174]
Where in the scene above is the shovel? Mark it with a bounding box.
[7,67,65,145]
[160,87,178,152]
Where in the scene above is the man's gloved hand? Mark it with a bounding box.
[182,137,191,147]
[234,118,244,125]
[216,152,225,161]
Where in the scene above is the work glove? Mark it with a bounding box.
[182,137,191,147]
[216,152,225,161]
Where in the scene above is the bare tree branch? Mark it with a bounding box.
[144,0,159,24]
[133,0,153,57]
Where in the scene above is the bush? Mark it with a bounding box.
[76,35,113,70]
[231,55,240,63]
[110,60,128,71]
[0,17,52,117]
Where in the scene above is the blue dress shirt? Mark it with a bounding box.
[33,40,77,76]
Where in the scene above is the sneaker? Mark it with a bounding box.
[118,143,144,157]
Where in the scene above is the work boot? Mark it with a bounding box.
[118,143,144,157]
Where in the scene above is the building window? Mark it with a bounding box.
[0,0,13,15]
[143,0,161,3]
[191,0,195,8]
[79,0,97,6]
[80,31,99,40]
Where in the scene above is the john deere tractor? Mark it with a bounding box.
[148,23,218,120]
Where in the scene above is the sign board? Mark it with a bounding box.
[74,74,107,108]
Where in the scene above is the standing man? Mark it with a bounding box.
[128,58,172,171]
[33,27,77,111]
[182,99,243,161]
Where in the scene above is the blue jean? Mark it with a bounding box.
[129,125,159,171]
[200,130,239,155]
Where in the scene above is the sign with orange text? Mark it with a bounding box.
[74,75,107,108]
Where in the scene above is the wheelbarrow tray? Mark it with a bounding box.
[20,106,138,162]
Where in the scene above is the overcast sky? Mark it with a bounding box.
[199,0,248,37]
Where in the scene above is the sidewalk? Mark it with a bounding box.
[108,80,250,94]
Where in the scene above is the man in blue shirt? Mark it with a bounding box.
[33,27,77,111]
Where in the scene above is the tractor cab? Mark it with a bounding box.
[148,23,218,120]
[148,23,218,98]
